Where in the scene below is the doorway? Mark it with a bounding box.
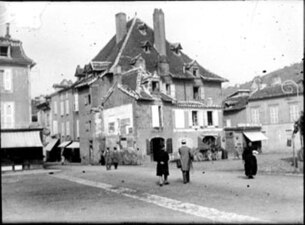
[150,137,165,161]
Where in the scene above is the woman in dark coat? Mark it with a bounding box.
[242,142,258,179]
[156,145,170,186]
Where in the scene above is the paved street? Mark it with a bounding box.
[1,155,304,223]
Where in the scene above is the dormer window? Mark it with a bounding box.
[138,23,147,35]
[141,41,152,53]
[170,43,182,55]
[151,81,159,94]
[0,46,9,57]
[193,68,199,76]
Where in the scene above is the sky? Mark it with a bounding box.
[0,1,303,98]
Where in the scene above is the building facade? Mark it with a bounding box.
[0,24,35,129]
[72,9,228,164]
[223,71,304,152]
[0,24,43,170]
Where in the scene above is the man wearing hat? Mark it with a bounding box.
[178,139,193,184]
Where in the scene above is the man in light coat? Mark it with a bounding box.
[178,139,193,184]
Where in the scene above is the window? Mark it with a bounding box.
[76,119,79,138]
[207,111,213,126]
[108,122,115,134]
[53,101,57,114]
[151,81,159,93]
[0,46,9,57]
[193,87,199,100]
[251,108,260,124]
[61,122,65,136]
[2,69,12,91]
[85,94,91,105]
[192,111,198,126]
[53,120,58,134]
[151,105,162,128]
[166,84,170,95]
[289,104,299,122]
[2,102,14,128]
[65,99,69,115]
[269,106,279,124]
[120,118,131,135]
[193,68,198,76]
[60,101,64,116]
[74,93,79,111]
[66,121,70,136]
[88,94,91,105]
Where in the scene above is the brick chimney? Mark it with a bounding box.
[153,9,166,56]
[115,12,127,44]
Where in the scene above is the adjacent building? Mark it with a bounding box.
[0,23,43,171]
[223,63,304,153]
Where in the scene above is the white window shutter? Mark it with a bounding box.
[151,105,160,127]
[188,110,192,127]
[204,110,207,127]
[4,69,12,91]
[213,110,219,126]
[198,110,204,127]
[170,84,175,98]
[200,86,205,100]
[175,109,185,128]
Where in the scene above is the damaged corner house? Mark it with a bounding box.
[48,9,228,165]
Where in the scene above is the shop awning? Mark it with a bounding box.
[243,131,268,142]
[1,131,42,148]
[45,138,59,151]
[66,142,79,149]
[58,141,72,148]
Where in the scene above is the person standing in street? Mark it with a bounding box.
[178,139,193,184]
[104,148,112,170]
[242,141,258,179]
[112,147,120,170]
[156,144,170,186]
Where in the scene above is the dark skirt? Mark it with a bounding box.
[244,155,257,176]
[156,163,169,176]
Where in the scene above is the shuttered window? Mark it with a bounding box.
[74,92,79,111]
[65,99,69,115]
[4,69,12,91]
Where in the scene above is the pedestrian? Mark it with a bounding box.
[156,144,170,186]
[100,150,105,166]
[104,147,112,170]
[178,139,193,184]
[242,141,258,179]
[61,148,65,165]
[112,147,120,169]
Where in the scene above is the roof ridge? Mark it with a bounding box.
[110,15,138,72]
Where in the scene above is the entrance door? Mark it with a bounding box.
[150,137,165,161]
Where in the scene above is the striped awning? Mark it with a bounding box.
[66,142,79,149]
[58,141,72,148]
[45,138,59,151]
[1,130,42,148]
